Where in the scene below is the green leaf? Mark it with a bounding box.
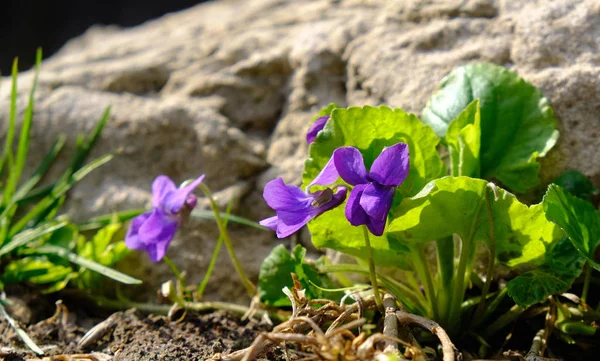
[8,153,113,237]
[2,49,42,207]
[543,184,600,271]
[302,105,444,267]
[552,170,599,203]
[13,136,66,203]
[77,208,145,231]
[78,222,122,262]
[0,221,67,257]
[75,221,131,289]
[32,245,141,285]
[304,105,445,197]
[312,103,339,121]
[388,176,562,268]
[2,258,72,284]
[70,106,110,173]
[445,100,481,177]
[46,223,78,249]
[258,245,341,306]
[422,63,559,192]
[0,58,19,178]
[507,237,585,308]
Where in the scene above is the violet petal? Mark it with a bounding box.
[359,183,395,222]
[259,216,279,231]
[366,217,387,236]
[344,184,370,226]
[274,209,315,238]
[152,176,177,208]
[333,147,369,186]
[308,155,340,189]
[369,143,410,187]
[137,209,178,244]
[147,236,176,263]
[125,211,152,250]
[263,178,311,211]
[306,115,330,143]
[163,175,205,214]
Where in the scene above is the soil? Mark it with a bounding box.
[0,287,279,361]
[2,285,599,361]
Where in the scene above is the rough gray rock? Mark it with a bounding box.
[1,0,599,301]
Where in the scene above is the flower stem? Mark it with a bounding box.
[199,183,256,297]
[474,185,497,323]
[483,304,524,338]
[163,255,182,280]
[436,237,454,325]
[362,226,383,312]
[582,262,592,304]
[163,255,186,302]
[197,201,232,299]
[411,244,439,320]
[197,235,223,298]
[447,234,473,331]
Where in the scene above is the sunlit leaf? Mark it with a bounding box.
[302,105,444,267]
[543,184,600,271]
[258,245,341,306]
[422,63,559,192]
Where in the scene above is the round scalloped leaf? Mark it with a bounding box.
[422,63,559,193]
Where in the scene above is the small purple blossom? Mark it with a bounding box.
[125,175,205,262]
[333,143,409,236]
[306,115,330,144]
[260,158,346,238]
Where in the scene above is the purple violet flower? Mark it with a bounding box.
[306,115,330,144]
[260,158,346,238]
[125,175,205,262]
[333,143,409,236]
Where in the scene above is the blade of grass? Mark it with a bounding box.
[0,220,67,257]
[0,58,19,179]
[70,107,110,174]
[2,49,42,207]
[38,195,66,224]
[15,184,53,206]
[32,245,141,285]
[0,136,66,224]
[14,135,66,200]
[0,204,16,246]
[0,303,44,355]
[191,209,266,230]
[197,200,233,298]
[76,208,145,231]
[8,154,113,237]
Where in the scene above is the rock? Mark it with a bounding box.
[1,0,599,301]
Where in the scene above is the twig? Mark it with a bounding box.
[396,310,459,361]
[382,293,399,353]
[207,295,377,361]
[525,329,545,361]
[0,302,44,355]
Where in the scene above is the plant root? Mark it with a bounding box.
[208,287,459,361]
[395,310,460,361]
[25,354,112,361]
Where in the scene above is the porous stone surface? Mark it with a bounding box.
[1,0,599,301]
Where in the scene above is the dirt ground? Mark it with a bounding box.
[1,285,599,361]
[0,288,278,361]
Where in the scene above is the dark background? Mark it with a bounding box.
[1,0,208,74]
